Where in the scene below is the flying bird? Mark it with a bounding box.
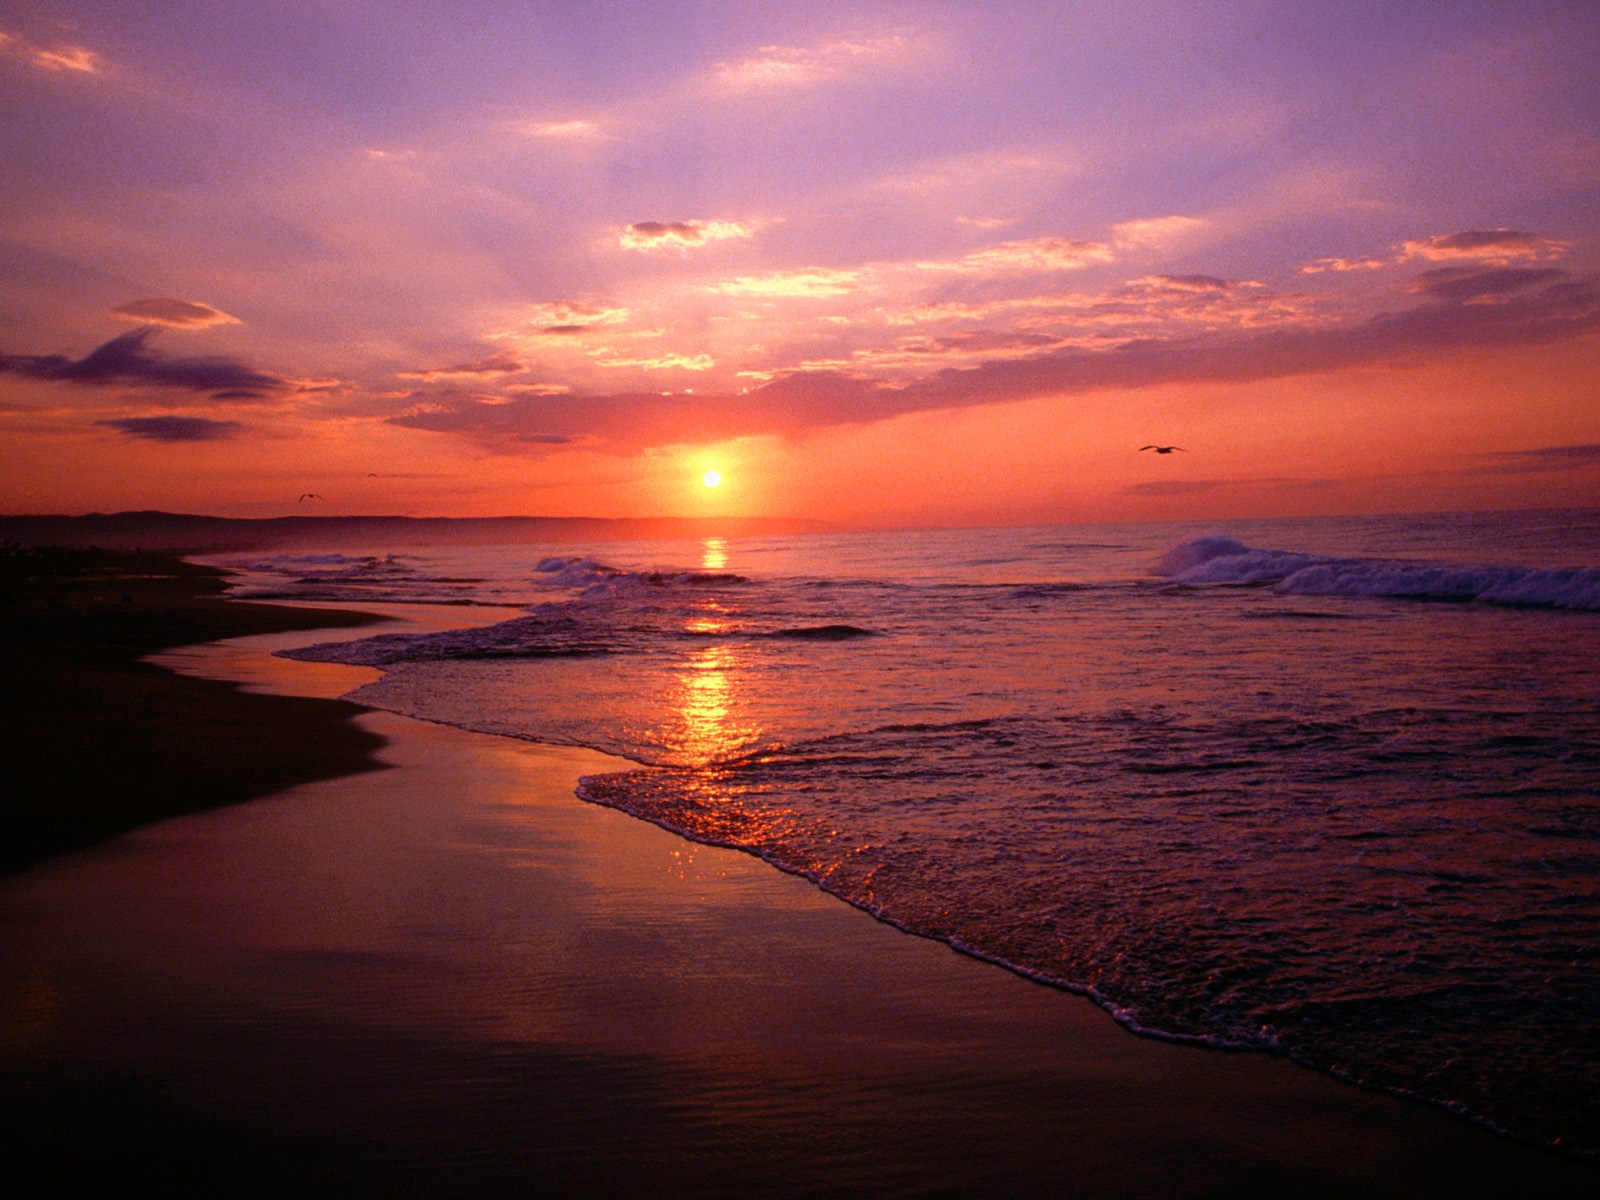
[298,492,323,502]
[1139,445,1187,454]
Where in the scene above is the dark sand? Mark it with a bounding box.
[1,561,1596,1197]
[0,549,385,871]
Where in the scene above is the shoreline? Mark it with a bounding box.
[2,557,1596,1194]
[0,549,392,873]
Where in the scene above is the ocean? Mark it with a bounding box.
[214,508,1600,1155]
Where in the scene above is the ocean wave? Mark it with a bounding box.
[763,624,877,640]
[285,613,613,665]
[1156,534,1600,610]
[534,554,749,595]
[257,551,417,570]
[1007,581,1094,600]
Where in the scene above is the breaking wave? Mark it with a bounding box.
[534,554,748,595]
[1157,534,1600,610]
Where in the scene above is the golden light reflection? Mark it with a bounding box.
[684,613,728,635]
[669,639,761,765]
[701,536,728,571]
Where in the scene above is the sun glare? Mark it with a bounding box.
[703,470,722,488]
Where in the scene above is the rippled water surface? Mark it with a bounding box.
[228,509,1600,1153]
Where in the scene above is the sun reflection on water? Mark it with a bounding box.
[701,537,728,572]
[671,640,750,764]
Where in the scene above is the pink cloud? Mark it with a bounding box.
[1111,216,1209,250]
[708,267,864,297]
[110,298,240,329]
[618,220,757,253]
[1400,229,1568,264]
[1299,256,1389,274]
[1,29,104,75]
[711,34,914,94]
[920,237,1115,275]
[521,119,603,139]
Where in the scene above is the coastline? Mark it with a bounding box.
[0,549,389,873]
[0,570,1595,1195]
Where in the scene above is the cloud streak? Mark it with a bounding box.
[1401,229,1569,264]
[1408,266,1567,302]
[708,267,864,297]
[0,28,104,75]
[1300,230,1573,276]
[387,273,1600,451]
[1475,443,1600,474]
[0,329,288,394]
[711,34,915,94]
[97,416,244,441]
[619,220,757,253]
[110,298,240,329]
[521,119,603,139]
[399,350,525,381]
[918,237,1115,275]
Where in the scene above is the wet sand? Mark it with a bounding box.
[1,600,1596,1196]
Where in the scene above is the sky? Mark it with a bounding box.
[1,0,1597,526]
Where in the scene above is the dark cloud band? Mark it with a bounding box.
[97,415,244,441]
[0,328,285,393]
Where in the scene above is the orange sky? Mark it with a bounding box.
[2,3,1597,525]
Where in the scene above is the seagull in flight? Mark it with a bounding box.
[1139,445,1187,454]
[298,492,323,502]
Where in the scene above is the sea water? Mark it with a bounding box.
[217,509,1600,1154]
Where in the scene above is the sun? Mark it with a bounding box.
[703,470,722,488]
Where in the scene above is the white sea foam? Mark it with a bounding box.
[1157,534,1600,610]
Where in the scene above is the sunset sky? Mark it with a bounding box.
[2,1,1597,526]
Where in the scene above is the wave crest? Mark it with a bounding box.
[1156,535,1600,610]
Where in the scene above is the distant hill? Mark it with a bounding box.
[0,511,833,552]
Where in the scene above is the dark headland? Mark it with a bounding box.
[0,510,832,552]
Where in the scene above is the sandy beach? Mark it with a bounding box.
[0,563,1594,1197]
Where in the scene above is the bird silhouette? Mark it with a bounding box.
[1139,445,1187,454]
[298,492,323,502]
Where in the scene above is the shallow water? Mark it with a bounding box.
[232,508,1600,1153]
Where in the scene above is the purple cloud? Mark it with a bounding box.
[97,415,244,441]
[1409,266,1566,302]
[0,328,287,394]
